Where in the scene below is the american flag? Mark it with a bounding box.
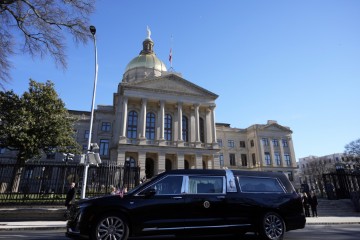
[169,48,172,64]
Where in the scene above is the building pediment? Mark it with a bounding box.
[262,123,292,133]
[121,73,218,100]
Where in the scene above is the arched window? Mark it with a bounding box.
[127,111,138,139]
[164,114,172,141]
[199,117,205,143]
[146,112,156,140]
[182,115,188,142]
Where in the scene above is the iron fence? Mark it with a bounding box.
[0,162,140,206]
[323,171,360,199]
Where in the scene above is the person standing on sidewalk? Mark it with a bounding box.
[302,192,311,217]
[65,182,76,210]
[310,191,318,217]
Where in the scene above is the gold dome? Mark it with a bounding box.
[123,30,167,83]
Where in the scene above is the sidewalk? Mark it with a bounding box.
[0,216,360,231]
[305,216,360,225]
[0,220,66,231]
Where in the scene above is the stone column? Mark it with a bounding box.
[259,140,265,167]
[194,104,201,147]
[177,102,183,142]
[279,138,285,167]
[120,97,128,143]
[209,105,217,145]
[213,154,221,169]
[270,139,276,167]
[158,100,165,145]
[138,151,146,179]
[288,137,297,167]
[195,154,203,169]
[205,108,211,144]
[139,98,147,144]
[158,152,166,173]
[117,150,126,166]
[177,153,184,169]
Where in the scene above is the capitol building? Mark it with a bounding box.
[70,30,297,182]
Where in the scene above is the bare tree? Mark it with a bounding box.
[307,159,332,197]
[0,0,95,88]
[344,138,360,170]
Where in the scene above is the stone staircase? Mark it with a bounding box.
[317,198,360,217]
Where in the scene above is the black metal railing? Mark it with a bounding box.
[323,171,360,199]
[0,162,140,205]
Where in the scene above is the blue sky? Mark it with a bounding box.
[4,0,360,160]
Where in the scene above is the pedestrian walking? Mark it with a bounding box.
[310,191,318,217]
[65,182,76,210]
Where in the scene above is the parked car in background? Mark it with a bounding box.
[66,169,306,240]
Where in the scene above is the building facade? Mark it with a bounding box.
[68,31,298,182]
[0,30,298,184]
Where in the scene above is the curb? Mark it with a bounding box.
[0,226,66,231]
[306,222,360,225]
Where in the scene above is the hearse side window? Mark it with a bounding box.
[237,176,285,193]
[147,176,184,195]
[188,176,224,194]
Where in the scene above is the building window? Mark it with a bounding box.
[199,117,205,143]
[101,122,111,131]
[282,139,288,147]
[84,130,89,139]
[262,138,269,146]
[228,140,235,148]
[217,139,223,147]
[82,144,87,151]
[241,154,247,166]
[252,153,256,166]
[146,112,156,140]
[182,116,188,142]
[272,139,279,147]
[0,148,5,154]
[250,140,254,147]
[229,153,236,166]
[240,141,246,148]
[219,154,224,167]
[164,114,172,141]
[265,152,271,165]
[284,154,291,166]
[127,111,138,139]
[100,139,109,156]
[275,152,281,165]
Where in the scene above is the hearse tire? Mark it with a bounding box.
[259,212,285,240]
[91,213,129,240]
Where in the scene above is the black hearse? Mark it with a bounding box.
[66,169,305,240]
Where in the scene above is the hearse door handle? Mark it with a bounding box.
[172,196,183,199]
[217,196,226,200]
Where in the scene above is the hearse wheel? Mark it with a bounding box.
[259,212,285,240]
[92,213,129,240]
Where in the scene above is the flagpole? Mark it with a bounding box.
[169,34,173,70]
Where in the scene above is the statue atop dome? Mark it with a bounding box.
[146,26,151,39]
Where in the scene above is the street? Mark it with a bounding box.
[0,225,360,240]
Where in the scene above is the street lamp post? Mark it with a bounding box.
[81,25,98,199]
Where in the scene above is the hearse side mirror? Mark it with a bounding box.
[144,188,157,197]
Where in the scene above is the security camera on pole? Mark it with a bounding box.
[80,25,101,199]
